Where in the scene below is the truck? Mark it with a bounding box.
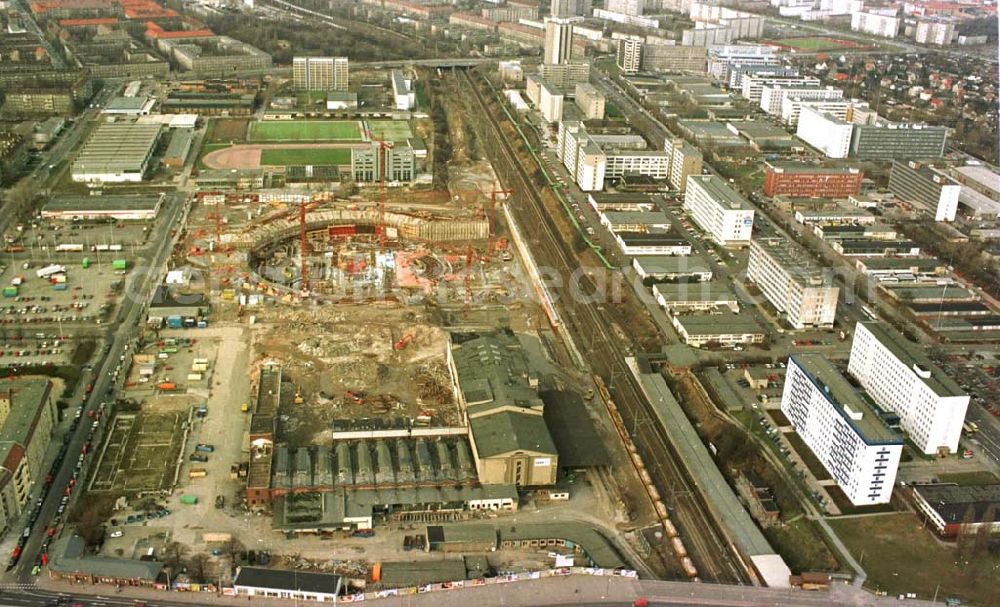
[2,287,17,298]
[111,259,127,271]
[195,405,208,417]
[190,453,208,462]
[36,264,66,279]
[191,363,208,372]
[215,495,225,509]
[188,469,207,479]
[186,373,203,381]
[195,443,215,453]
[180,495,198,504]
[53,283,68,291]
[55,244,84,253]
[157,382,177,391]
[166,315,183,329]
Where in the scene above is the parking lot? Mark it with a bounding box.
[0,260,124,327]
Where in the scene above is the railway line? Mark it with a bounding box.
[459,68,748,585]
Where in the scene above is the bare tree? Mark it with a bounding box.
[185,552,212,583]
[162,542,189,571]
[974,504,996,556]
[222,537,245,564]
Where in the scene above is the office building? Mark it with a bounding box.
[741,74,817,105]
[543,18,576,65]
[616,37,642,74]
[847,322,969,455]
[0,379,56,538]
[796,106,855,158]
[607,0,643,16]
[777,90,849,126]
[574,83,605,119]
[652,282,739,312]
[759,84,821,116]
[747,238,839,329]
[850,122,948,159]
[666,139,702,193]
[550,0,589,18]
[683,174,755,246]
[851,10,900,38]
[781,354,902,506]
[557,121,606,192]
[636,256,713,282]
[604,151,671,180]
[640,43,708,74]
[672,312,765,348]
[71,122,162,183]
[350,143,415,184]
[888,160,961,222]
[762,162,863,198]
[293,56,348,91]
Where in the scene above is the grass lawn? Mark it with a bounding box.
[764,518,841,573]
[364,120,413,142]
[249,120,361,142]
[259,148,352,166]
[829,513,1000,605]
[775,37,864,51]
[785,432,832,481]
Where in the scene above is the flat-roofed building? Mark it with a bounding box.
[848,321,969,455]
[763,162,863,198]
[796,106,856,159]
[794,207,876,226]
[351,143,415,184]
[574,83,605,120]
[599,210,670,232]
[234,567,342,602]
[747,238,839,329]
[292,56,348,91]
[641,43,708,74]
[160,36,272,76]
[672,312,765,348]
[604,150,671,180]
[782,354,902,505]
[666,139,702,193]
[741,73,817,104]
[653,282,738,312]
[41,193,163,221]
[557,120,606,192]
[683,174,755,247]
[614,232,691,256]
[616,37,642,74]
[912,484,1000,537]
[70,122,161,183]
[634,255,712,282]
[888,160,961,222]
[850,121,948,159]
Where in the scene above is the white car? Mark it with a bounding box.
[110,531,123,538]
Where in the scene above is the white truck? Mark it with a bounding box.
[36,264,66,279]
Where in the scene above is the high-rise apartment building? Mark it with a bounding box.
[543,18,576,65]
[607,0,644,16]
[550,0,590,18]
[666,138,702,193]
[557,121,606,192]
[682,174,755,246]
[747,238,839,329]
[616,37,642,74]
[293,56,349,91]
[796,106,855,159]
[781,354,902,506]
[847,321,969,455]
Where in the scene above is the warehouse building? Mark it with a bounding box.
[70,122,162,183]
[41,193,163,221]
[293,56,348,91]
[781,354,902,506]
[634,256,712,283]
[683,175,755,247]
[911,484,1000,538]
[763,162,863,198]
[848,321,969,455]
[887,160,961,222]
[102,96,155,116]
[162,128,194,169]
[747,238,839,329]
[449,332,558,487]
[47,535,164,587]
[0,379,56,539]
[653,282,739,313]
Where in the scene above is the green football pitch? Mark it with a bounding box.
[364,120,414,142]
[249,120,362,141]
[259,148,353,166]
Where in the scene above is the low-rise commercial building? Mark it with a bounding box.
[912,484,1000,537]
[653,282,738,312]
[634,256,712,282]
[162,128,194,169]
[0,379,56,538]
[233,567,342,602]
[848,321,969,455]
[614,232,691,256]
[672,312,765,348]
[747,238,839,329]
[683,174,755,247]
[781,354,902,506]
[763,162,863,198]
[70,122,162,183]
[41,194,163,221]
[391,70,416,111]
[887,160,961,222]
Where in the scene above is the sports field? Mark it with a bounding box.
[260,148,353,166]
[249,120,363,142]
[364,120,413,142]
[767,36,868,51]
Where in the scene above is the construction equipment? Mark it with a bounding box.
[364,128,393,248]
[394,334,413,350]
[345,390,365,405]
[296,200,321,293]
[487,187,511,260]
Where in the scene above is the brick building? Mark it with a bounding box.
[762,161,864,198]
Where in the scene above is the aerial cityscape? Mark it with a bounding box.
[0,0,996,606]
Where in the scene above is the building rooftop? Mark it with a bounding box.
[234,567,342,595]
[42,194,163,213]
[858,321,965,397]
[854,257,946,271]
[0,378,51,466]
[615,232,689,247]
[451,333,541,417]
[913,484,1000,525]
[635,255,711,275]
[426,524,497,547]
[953,164,999,196]
[378,560,468,588]
[790,354,901,444]
[104,95,153,113]
[893,160,959,187]
[653,282,736,301]
[71,122,161,175]
[730,121,795,141]
[675,312,763,335]
[601,210,671,227]
[469,411,556,458]
[766,161,861,175]
[752,238,827,286]
[688,174,754,210]
[48,535,163,581]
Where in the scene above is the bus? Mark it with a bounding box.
[861,305,878,321]
[963,422,979,435]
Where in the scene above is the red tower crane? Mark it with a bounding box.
[364,128,393,248]
[297,199,321,294]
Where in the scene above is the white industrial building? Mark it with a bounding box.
[70,122,162,184]
[391,70,416,111]
[706,45,778,85]
[747,238,839,329]
[847,322,970,455]
[851,9,900,38]
[683,174,755,247]
[796,106,855,158]
[782,354,903,506]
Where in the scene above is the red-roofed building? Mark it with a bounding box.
[58,17,118,27]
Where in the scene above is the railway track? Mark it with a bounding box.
[459,69,748,585]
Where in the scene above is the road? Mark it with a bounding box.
[4,191,187,584]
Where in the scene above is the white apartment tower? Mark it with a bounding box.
[557,121,606,192]
[682,174,755,246]
[782,354,903,506]
[293,56,349,91]
[796,106,855,159]
[847,322,970,455]
[616,37,642,74]
[544,18,576,65]
[747,238,839,329]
